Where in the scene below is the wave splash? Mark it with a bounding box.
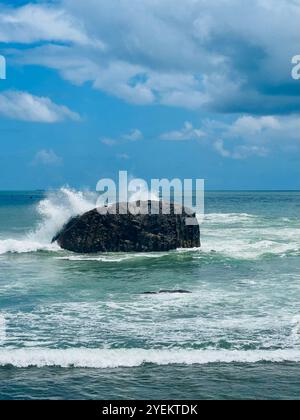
[0,188,97,255]
[0,189,299,260]
[0,348,299,368]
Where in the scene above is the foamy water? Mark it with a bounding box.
[0,188,299,261]
[1,191,300,399]
[0,348,300,368]
[0,315,6,344]
[0,188,97,255]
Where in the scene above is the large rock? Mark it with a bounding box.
[53,201,200,253]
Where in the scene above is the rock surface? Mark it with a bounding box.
[53,201,200,253]
[142,290,192,295]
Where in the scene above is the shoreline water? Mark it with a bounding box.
[1,363,300,400]
[1,190,300,399]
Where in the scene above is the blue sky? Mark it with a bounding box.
[0,0,300,190]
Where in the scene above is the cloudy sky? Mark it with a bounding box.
[0,0,300,189]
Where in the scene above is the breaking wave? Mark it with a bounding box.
[0,348,300,368]
[0,188,97,255]
[0,189,300,260]
[200,212,300,260]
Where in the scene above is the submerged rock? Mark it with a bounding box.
[52,201,200,254]
[142,290,192,295]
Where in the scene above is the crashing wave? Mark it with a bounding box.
[0,348,300,368]
[0,188,97,255]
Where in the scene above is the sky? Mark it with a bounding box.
[0,0,300,190]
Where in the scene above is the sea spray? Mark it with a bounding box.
[1,190,300,259]
[30,188,97,243]
[0,188,97,255]
[1,191,300,400]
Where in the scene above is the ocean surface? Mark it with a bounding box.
[0,189,300,400]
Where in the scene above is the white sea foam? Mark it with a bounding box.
[200,237,300,260]
[204,213,259,224]
[0,188,97,255]
[200,212,300,259]
[0,348,299,368]
[56,253,171,262]
[1,190,299,260]
[0,315,6,344]
[0,239,60,255]
[291,315,300,342]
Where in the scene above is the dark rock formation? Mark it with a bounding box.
[52,201,200,254]
[142,290,192,295]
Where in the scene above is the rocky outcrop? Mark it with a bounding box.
[52,201,200,253]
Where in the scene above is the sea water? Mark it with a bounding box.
[0,190,300,400]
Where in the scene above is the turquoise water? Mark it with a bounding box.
[0,190,300,400]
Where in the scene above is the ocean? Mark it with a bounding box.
[0,189,300,400]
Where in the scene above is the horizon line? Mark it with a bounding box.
[1,189,300,193]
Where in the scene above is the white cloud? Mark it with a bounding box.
[214,139,268,159]
[33,149,62,166]
[211,115,300,159]
[123,129,143,141]
[0,4,104,47]
[0,91,80,123]
[101,137,117,146]
[231,116,281,136]
[101,129,143,146]
[2,1,300,112]
[223,115,300,141]
[116,153,130,160]
[214,139,231,158]
[160,122,206,141]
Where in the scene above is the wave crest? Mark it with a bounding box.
[1,189,300,260]
[0,188,97,255]
[0,348,299,368]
